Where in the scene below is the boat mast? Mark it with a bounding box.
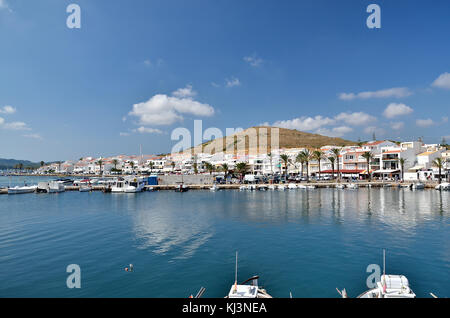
[383,248,386,277]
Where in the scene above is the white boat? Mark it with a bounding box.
[268,185,276,190]
[347,183,358,189]
[357,275,416,298]
[412,183,425,190]
[277,184,286,191]
[338,250,416,299]
[288,183,297,189]
[307,185,316,189]
[38,181,65,193]
[8,185,37,194]
[336,184,346,189]
[112,177,146,193]
[226,253,272,299]
[239,185,247,191]
[258,185,267,191]
[435,182,450,191]
[210,184,219,191]
[297,184,307,189]
[79,185,92,192]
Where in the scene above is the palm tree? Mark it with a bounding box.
[433,158,444,184]
[96,159,103,175]
[112,159,118,170]
[129,161,135,174]
[361,151,374,181]
[204,162,215,175]
[280,154,289,182]
[295,153,305,177]
[221,163,229,183]
[299,149,312,182]
[312,150,324,179]
[235,162,249,182]
[171,161,175,173]
[267,152,273,174]
[40,161,45,167]
[328,156,335,180]
[331,148,341,181]
[148,161,154,174]
[398,158,407,182]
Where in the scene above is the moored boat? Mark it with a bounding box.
[435,182,450,191]
[8,185,37,194]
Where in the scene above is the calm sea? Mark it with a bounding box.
[0,178,449,298]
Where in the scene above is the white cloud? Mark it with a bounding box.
[364,126,385,136]
[211,82,220,88]
[0,105,16,114]
[120,132,130,136]
[172,85,196,98]
[273,115,336,131]
[143,59,152,67]
[243,55,263,67]
[390,121,405,130]
[0,117,4,125]
[0,0,11,11]
[128,86,215,126]
[416,118,434,128]
[315,126,353,137]
[335,112,376,126]
[339,87,412,100]
[1,121,30,130]
[23,133,43,140]
[225,77,241,88]
[134,127,163,134]
[383,103,414,118]
[432,72,450,90]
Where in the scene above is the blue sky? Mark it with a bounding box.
[0,0,449,161]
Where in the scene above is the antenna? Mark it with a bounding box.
[235,251,238,284]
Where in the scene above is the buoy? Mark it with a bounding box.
[129,264,134,271]
[125,267,129,272]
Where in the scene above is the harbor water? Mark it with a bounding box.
[0,181,449,297]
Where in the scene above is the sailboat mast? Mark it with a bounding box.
[383,248,386,277]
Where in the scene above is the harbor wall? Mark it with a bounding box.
[157,175,214,185]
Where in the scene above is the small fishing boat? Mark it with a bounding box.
[412,183,425,190]
[336,184,346,189]
[337,250,416,299]
[226,253,272,299]
[79,185,92,192]
[277,184,286,191]
[210,184,219,191]
[175,184,189,192]
[347,183,358,189]
[124,177,146,193]
[288,183,297,189]
[8,185,37,194]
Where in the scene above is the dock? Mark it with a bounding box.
[0,182,441,194]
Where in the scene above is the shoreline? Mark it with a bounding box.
[0,181,443,194]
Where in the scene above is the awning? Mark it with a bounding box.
[361,169,375,174]
[373,169,400,174]
[320,169,364,174]
[408,165,424,171]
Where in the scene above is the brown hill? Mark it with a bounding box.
[185,126,355,155]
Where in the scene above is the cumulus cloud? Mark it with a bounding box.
[225,77,241,88]
[432,72,450,90]
[0,0,11,11]
[243,55,263,67]
[383,103,414,118]
[172,85,196,98]
[0,105,16,114]
[273,115,336,131]
[119,132,130,136]
[315,126,353,137]
[335,112,376,126]
[128,86,215,126]
[339,87,412,100]
[416,118,434,128]
[1,121,30,130]
[390,121,405,130]
[134,127,163,134]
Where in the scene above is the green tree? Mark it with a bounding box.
[328,156,336,180]
[331,148,341,181]
[235,162,249,182]
[398,158,407,182]
[40,161,45,167]
[433,157,444,184]
[221,163,229,183]
[361,151,374,182]
[299,149,312,182]
[312,150,325,179]
[280,154,289,182]
[112,159,118,170]
[96,159,103,175]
